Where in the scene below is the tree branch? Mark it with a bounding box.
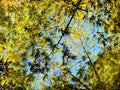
[48,0,82,56]
[67,69,90,90]
[79,37,105,89]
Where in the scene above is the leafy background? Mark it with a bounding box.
[0,0,120,90]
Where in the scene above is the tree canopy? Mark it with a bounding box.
[0,0,120,90]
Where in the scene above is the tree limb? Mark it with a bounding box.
[48,0,82,56]
[79,37,105,89]
[67,69,90,90]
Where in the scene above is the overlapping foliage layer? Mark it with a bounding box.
[0,0,120,89]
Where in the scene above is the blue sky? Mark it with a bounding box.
[30,11,112,89]
[32,18,106,89]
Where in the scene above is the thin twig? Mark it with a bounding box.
[79,37,105,89]
[67,69,90,90]
[48,0,82,57]
[79,37,100,80]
